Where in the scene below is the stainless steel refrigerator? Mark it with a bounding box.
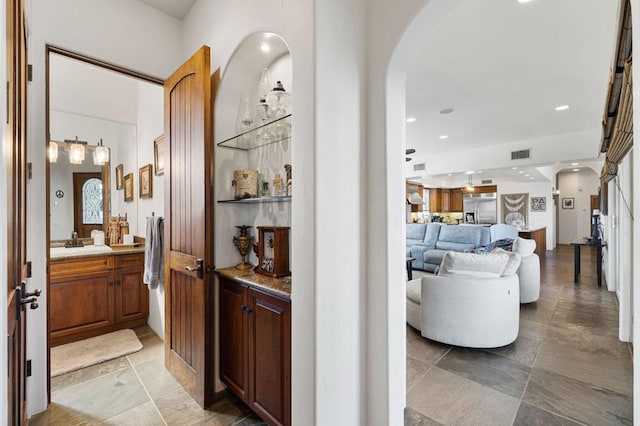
[463,193,497,224]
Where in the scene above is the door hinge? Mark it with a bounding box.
[26,359,32,377]
[27,64,33,82]
[26,261,32,278]
[27,162,32,179]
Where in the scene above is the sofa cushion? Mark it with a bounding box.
[424,249,448,265]
[436,241,476,252]
[423,223,442,249]
[513,237,536,257]
[493,248,522,276]
[406,279,421,305]
[439,225,482,247]
[406,223,427,241]
[479,227,491,247]
[406,239,423,248]
[438,251,509,278]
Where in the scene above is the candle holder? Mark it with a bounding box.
[233,225,254,270]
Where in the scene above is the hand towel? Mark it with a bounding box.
[143,216,164,290]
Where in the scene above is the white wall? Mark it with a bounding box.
[27,0,182,416]
[557,169,600,244]
[631,5,640,422]
[182,1,315,423]
[135,81,165,339]
[0,0,9,422]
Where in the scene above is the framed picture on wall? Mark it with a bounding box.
[139,164,153,199]
[124,173,134,202]
[562,198,574,209]
[115,164,124,190]
[154,135,164,176]
[531,197,546,212]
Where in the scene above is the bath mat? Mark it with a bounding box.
[51,329,143,377]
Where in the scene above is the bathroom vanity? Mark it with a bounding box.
[49,246,148,346]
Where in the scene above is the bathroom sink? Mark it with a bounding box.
[50,245,113,259]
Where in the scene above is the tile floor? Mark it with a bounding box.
[29,327,265,425]
[29,245,632,425]
[406,245,633,426]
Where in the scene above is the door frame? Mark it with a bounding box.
[44,45,163,401]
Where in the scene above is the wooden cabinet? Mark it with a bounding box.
[441,189,451,212]
[451,188,463,212]
[429,188,442,212]
[220,277,291,426]
[50,252,148,346]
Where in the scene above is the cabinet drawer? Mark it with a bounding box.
[115,253,144,269]
[50,256,114,277]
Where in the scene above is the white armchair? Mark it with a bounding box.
[513,237,540,303]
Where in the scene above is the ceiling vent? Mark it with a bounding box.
[413,163,426,172]
[511,149,531,160]
[481,179,493,185]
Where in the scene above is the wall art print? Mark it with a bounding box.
[531,197,546,212]
[501,193,529,228]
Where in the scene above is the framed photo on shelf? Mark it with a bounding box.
[562,198,574,209]
[139,164,153,199]
[255,226,290,278]
[464,212,475,224]
[154,135,164,176]
[124,173,134,202]
[115,164,124,190]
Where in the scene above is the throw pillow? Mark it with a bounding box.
[438,250,509,278]
[513,237,536,257]
[493,248,522,276]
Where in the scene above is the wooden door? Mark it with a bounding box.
[164,46,217,407]
[220,278,248,399]
[7,0,32,423]
[73,172,103,238]
[248,288,291,426]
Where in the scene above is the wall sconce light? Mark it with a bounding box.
[93,138,109,165]
[69,142,85,165]
[48,141,58,163]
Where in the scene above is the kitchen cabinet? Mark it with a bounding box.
[429,188,442,212]
[49,252,148,346]
[220,277,291,426]
[441,189,451,212]
[451,188,463,212]
[518,227,546,257]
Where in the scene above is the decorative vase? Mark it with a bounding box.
[233,225,254,270]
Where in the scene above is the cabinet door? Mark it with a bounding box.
[115,268,149,323]
[451,188,463,212]
[49,271,115,341]
[220,278,248,399]
[429,189,442,212]
[247,288,291,426]
[441,189,451,212]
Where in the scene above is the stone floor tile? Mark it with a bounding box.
[545,324,631,360]
[127,334,164,366]
[102,401,165,425]
[406,357,430,392]
[404,406,442,425]
[51,357,130,392]
[523,368,632,425]
[513,402,583,426]
[406,325,450,365]
[407,367,520,425]
[436,348,530,399]
[485,335,542,367]
[134,357,183,399]
[27,402,101,426]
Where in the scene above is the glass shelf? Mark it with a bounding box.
[217,114,292,151]
[218,196,292,204]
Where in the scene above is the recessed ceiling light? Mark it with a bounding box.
[555,105,570,111]
[525,174,530,177]
[406,117,416,123]
[573,168,579,172]
[477,171,483,174]
[260,43,271,53]
[512,167,518,170]
[571,162,579,166]
[447,173,452,176]
[529,177,534,180]
[439,108,454,115]
[518,0,534,3]
[518,171,524,174]
[439,135,448,139]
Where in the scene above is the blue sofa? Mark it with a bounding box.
[406,223,491,272]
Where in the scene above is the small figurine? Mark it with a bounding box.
[284,164,292,196]
[273,173,283,196]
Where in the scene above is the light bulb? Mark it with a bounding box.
[48,141,58,163]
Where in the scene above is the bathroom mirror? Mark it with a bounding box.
[48,51,164,243]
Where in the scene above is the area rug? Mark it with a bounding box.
[51,329,143,377]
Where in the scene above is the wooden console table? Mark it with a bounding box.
[570,238,606,287]
[518,227,546,257]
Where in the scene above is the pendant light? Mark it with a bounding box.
[48,141,58,163]
[93,138,109,165]
[465,174,475,191]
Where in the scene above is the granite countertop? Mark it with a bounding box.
[518,227,546,232]
[216,267,291,299]
[49,245,145,260]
